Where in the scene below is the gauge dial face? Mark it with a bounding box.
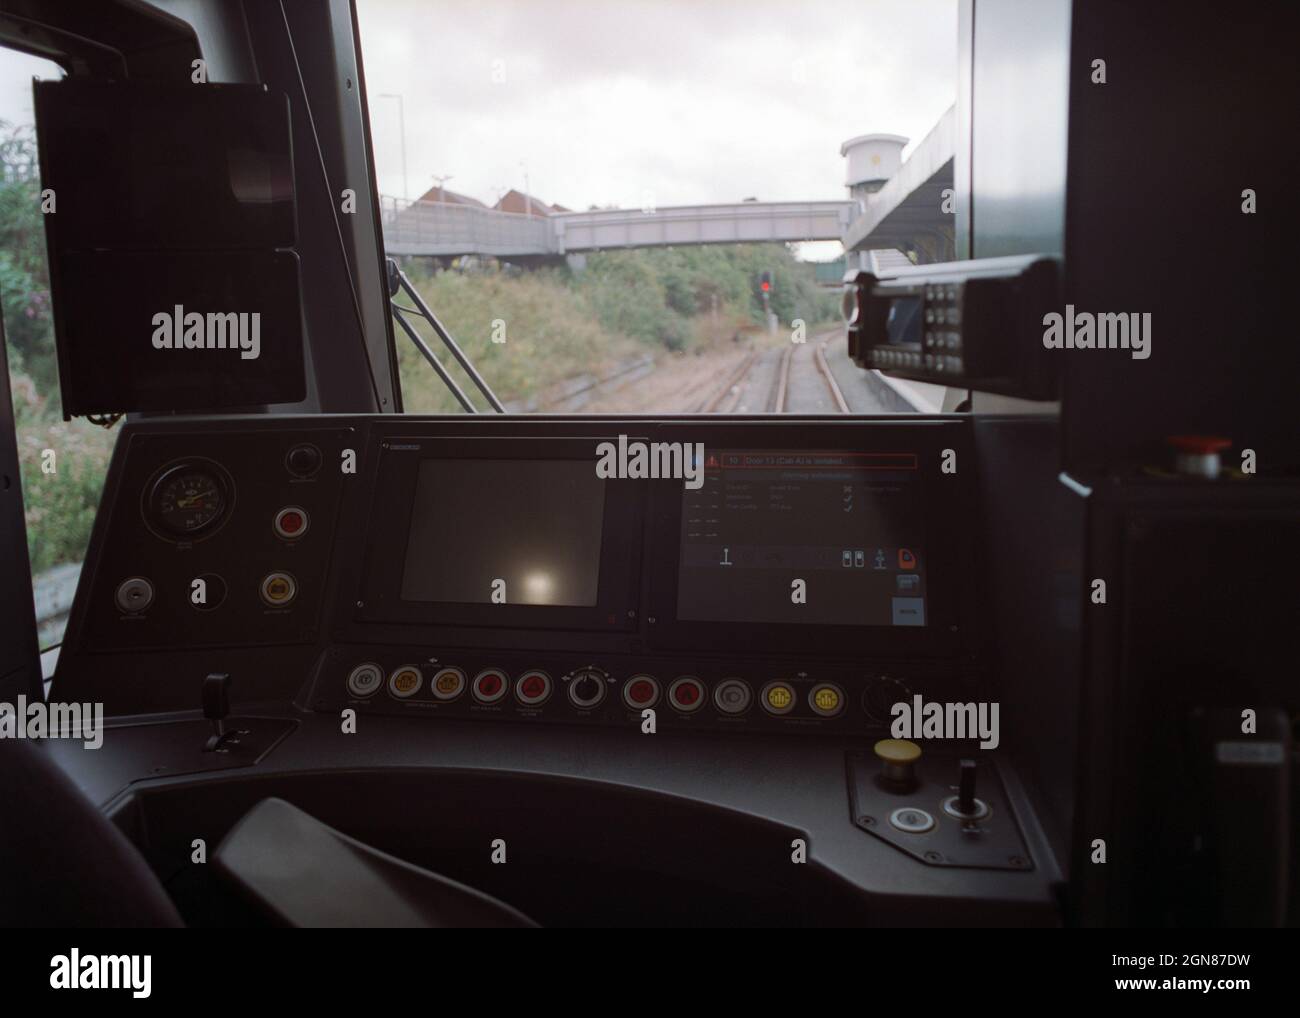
[147,464,230,538]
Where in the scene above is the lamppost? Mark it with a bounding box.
[377,92,408,202]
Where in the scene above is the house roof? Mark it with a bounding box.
[414,185,488,208]
[493,189,560,217]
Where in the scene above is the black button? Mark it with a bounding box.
[192,573,227,611]
[286,444,322,477]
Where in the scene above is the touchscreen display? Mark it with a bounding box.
[885,295,922,346]
[400,459,605,606]
[677,450,926,626]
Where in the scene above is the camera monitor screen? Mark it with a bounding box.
[400,458,606,607]
[677,450,926,627]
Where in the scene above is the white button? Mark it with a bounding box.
[346,663,383,698]
[713,679,751,715]
[889,807,936,833]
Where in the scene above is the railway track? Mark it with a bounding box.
[694,330,851,414]
[532,328,855,415]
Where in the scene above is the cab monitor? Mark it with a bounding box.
[676,450,926,627]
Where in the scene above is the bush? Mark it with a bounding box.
[396,266,644,412]
[9,372,116,574]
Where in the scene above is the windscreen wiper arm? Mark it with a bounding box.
[386,258,506,413]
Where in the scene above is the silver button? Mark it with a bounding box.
[115,577,155,614]
[889,807,936,833]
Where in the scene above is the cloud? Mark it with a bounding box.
[357,0,957,209]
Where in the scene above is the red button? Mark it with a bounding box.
[1167,435,1231,454]
[676,685,698,705]
[523,676,543,696]
[274,507,309,539]
[481,675,500,694]
[629,680,653,703]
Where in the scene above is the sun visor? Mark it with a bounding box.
[34,80,304,417]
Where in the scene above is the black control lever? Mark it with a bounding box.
[203,672,231,752]
[958,759,978,815]
[943,757,990,821]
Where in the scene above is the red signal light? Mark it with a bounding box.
[761,281,770,292]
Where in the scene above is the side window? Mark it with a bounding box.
[0,51,118,667]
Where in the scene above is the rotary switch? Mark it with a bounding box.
[567,668,607,709]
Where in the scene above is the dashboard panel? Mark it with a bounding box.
[42,412,1068,928]
[54,414,982,735]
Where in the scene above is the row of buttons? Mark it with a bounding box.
[113,570,298,613]
[925,284,959,302]
[346,664,845,718]
[925,330,962,352]
[349,664,576,707]
[870,348,923,369]
[923,353,964,374]
[924,306,960,326]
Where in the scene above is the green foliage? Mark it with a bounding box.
[1,119,114,572]
[9,373,116,573]
[577,243,838,346]
[0,121,58,400]
[575,250,692,351]
[396,266,644,412]
[395,242,841,412]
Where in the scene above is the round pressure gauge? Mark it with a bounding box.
[143,460,234,540]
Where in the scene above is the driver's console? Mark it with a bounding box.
[48,414,1062,926]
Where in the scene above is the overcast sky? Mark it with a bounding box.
[356,0,957,211]
[0,48,59,126]
[0,1,957,258]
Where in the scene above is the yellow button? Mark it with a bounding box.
[389,666,422,698]
[808,683,845,717]
[761,681,796,715]
[433,668,464,699]
[874,738,922,764]
[260,571,297,607]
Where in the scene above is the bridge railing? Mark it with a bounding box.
[380,195,857,258]
[381,196,551,257]
[552,201,856,254]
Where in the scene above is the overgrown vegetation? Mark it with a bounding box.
[396,242,839,411]
[1,121,117,574]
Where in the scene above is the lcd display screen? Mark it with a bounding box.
[885,295,922,346]
[400,459,606,606]
[677,450,926,626]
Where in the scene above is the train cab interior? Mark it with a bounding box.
[0,0,1295,932]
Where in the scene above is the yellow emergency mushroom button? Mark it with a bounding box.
[874,738,922,788]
